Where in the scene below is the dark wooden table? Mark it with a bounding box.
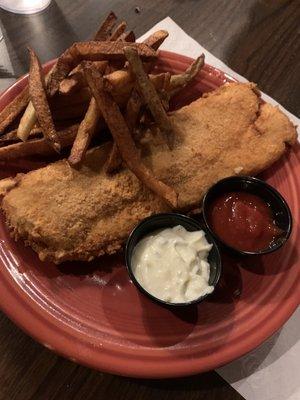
[0,1,298,399]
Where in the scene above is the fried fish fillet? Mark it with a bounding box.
[1,83,296,263]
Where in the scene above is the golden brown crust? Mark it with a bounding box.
[2,83,297,263]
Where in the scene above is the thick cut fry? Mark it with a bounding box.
[0,124,78,160]
[103,71,170,105]
[118,30,135,42]
[28,48,61,152]
[59,13,127,96]
[59,73,84,95]
[67,27,135,165]
[58,29,133,95]
[68,98,100,166]
[84,63,177,208]
[48,42,157,96]
[142,30,169,50]
[125,90,143,131]
[71,61,107,78]
[109,21,127,40]
[150,72,171,91]
[104,69,134,93]
[0,126,43,144]
[59,11,116,96]
[106,89,143,173]
[17,101,36,141]
[59,61,107,95]
[93,11,117,41]
[170,54,205,95]
[124,47,173,148]
[0,86,29,134]
[139,32,169,74]
[18,65,55,142]
[17,12,115,139]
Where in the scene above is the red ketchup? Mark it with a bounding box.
[207,192,283,252]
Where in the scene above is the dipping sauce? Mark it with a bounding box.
[207,191,283,252]
[131,225,214,304]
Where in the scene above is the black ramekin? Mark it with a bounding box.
[202,176,292,256]
[125,213,222,307]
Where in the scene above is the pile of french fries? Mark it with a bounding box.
[0,12,205,208]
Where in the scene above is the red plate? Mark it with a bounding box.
[0,51,299,378]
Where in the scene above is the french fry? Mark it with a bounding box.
[0,126,43,144]
[93,11,117,41]
[58,29,134,95]
[0,86,29,134]
[103,71,170,105]
[108,21,131,71]
[84,62,178,208]
[104,69,134,93]
[28,48,61,152]
[118,30,135,43]
[59,11,117,96]
[47,42,157,96]
[109,21,127,41]
[137,31,169,74]
[17,101,36,141]
[150,72,170,90]
[124,47,173,148]
[17,66,54,142]
[68,98,100,166]
[125,90,143,131]
[0,124,78,160]
[169,54,205,95]
[106,89,142,173]
[59,61,107,95]
[16,13,114,141]
[67,24,134,165]
[141,30,169,50]
[64,27,144,165]
[67,33,157,166]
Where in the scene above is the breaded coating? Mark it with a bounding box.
[2,83,297,263]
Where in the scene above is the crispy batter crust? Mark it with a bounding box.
[2,83,297,263]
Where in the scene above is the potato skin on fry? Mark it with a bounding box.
[93,11,117,41]
[124,46,174,149]
[48,42,157,96]
[0,87,29,134]
[28,48,61,152]
[0,124,78,160]
[68,98,100,166]
[106,89,142,173]
[142,30,169,50]
[83,62,178,208]
[59,61,107,95]
[170,54,205,95]
[109,21,127,41]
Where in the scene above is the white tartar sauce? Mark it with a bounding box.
[131,225,214,303]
